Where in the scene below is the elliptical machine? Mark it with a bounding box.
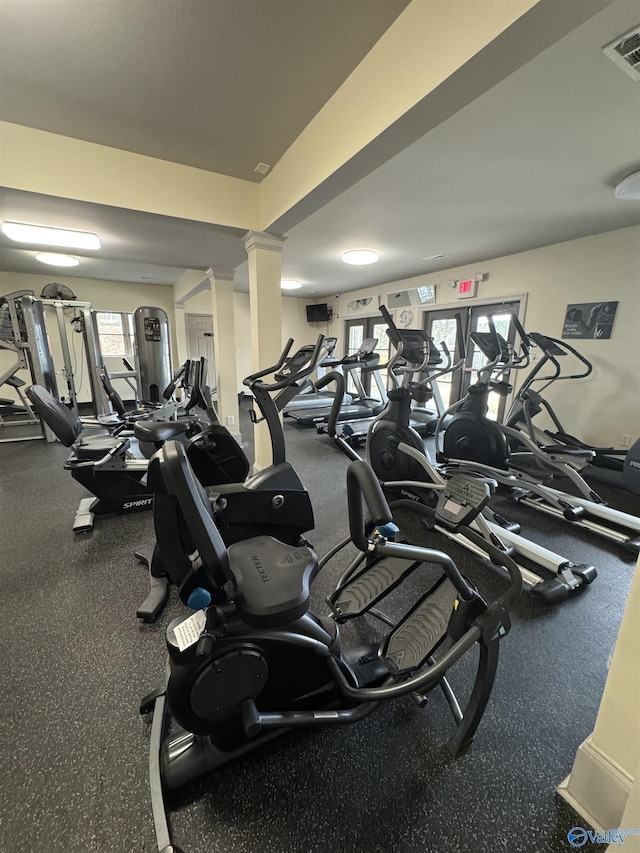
[318,306,597,602]
[437,319,640,555]
[141,440,522,853]
[504,331,640,496]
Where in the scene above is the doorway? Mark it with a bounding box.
[186,314,215,377]
[424,300,521,421]
[344,316,390,395]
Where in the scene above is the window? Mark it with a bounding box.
[95,311,135,358]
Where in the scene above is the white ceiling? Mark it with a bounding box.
[0,0,639,297]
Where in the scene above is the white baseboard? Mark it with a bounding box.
[557,735,634,832]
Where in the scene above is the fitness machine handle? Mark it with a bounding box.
[315,370,345,439]
[346,460,393,551]
[537,334,593,381]
[243,339,295,387]
[245,336,326,392]
[512,314,530,357]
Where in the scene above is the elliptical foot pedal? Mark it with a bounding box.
[383,576,458,675]
[329,555,423,620]
[73,497,98,533]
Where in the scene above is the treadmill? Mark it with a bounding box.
[280,337,351,412]
[285,338,386,427]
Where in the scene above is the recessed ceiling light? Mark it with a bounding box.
[342,249,379,265]
[35,252,80,267]
[422,253,448,261]
[281,280,302,290]
[2,222,101,250]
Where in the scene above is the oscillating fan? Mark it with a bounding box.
[40,282,77,301]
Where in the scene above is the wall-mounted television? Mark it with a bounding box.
[306,303,331,323]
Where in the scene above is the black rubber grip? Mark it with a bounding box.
[347,460,392,551]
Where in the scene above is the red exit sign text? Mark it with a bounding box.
[457,279,477,299]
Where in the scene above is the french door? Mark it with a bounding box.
[344,317,390,396]
[424,300,521,422]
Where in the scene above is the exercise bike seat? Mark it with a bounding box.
[134,419,192,445]
[74,434,126,460]
[227,537,318,628]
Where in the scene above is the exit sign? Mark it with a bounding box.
[457,279,477,299]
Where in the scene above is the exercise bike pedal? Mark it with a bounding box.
[328,555,423,620]
[382,575,458,675]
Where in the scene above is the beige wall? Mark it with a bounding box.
[319,226,640,449]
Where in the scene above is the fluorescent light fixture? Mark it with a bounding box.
[1,222,101,250]
[35,252,80,267]
[614,171,640,200]
[342,249,379,266]
[281,280,302,290]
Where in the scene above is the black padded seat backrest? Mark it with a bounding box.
[227,537,318,628]
[100,369,126,417]
[26,385,82,446]
[160,440,231,588]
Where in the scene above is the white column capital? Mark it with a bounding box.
[206,267,235,285]
[242,230,286,255]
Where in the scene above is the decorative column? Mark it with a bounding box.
[242,230,285,471]
[206,268,240,440]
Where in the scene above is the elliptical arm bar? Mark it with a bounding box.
[512,314,530,358]
[248,336,326,393]
[541,335,593,381]
[243,338,295,388]
[347,460,393,549]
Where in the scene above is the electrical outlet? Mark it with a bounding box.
[621,433,631,448]
[226,415,235,427]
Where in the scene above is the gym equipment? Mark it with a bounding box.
[285,338,387,426]
[140,440,522,853]
[437,318,640,554]
[505,332,640,495]
[136,337,331,621]
[25,359,212,533]
[133,307,173,405]
[96,362,186,430]
[280,336,349,411]
[319,307,596,602]
[0,291,56,441]
[318,330,455,445]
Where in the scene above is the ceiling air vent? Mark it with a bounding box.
[603,26,640,81]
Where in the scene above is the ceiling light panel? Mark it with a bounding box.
[281,280,302,290]
[342,249,379,265]
[1,222,101,250]
[35,252,80,267]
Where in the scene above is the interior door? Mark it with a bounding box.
[186,314,215,378]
